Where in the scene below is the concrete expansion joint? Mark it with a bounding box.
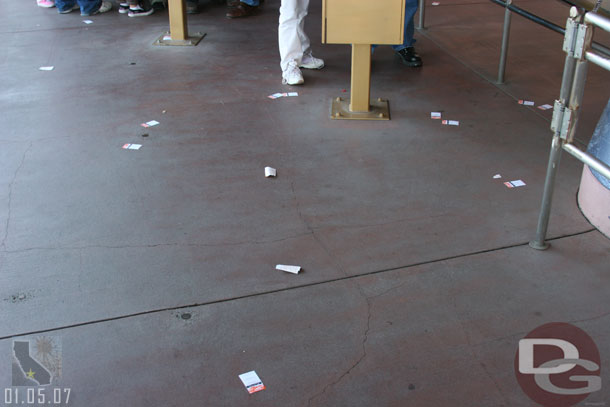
[1,142,32,251]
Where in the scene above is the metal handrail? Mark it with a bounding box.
[530,8,610,250]
[490,0,565,33]
[492,0,610,83]
[492,0,610,54]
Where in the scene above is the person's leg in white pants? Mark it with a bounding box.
[278,0,324,84]
[278,0,310,72]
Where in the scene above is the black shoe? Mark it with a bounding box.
[396,47,422,67]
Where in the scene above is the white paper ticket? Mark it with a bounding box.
[141,120,159,128]
[264,167,277,178]
[239,371,265,394]
[122,144,142,150]
[276,264,301,274]
[504,180,526,188]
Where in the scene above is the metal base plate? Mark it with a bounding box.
[330,97,390,120]
[153,32,206,46]
[529,240,550,250]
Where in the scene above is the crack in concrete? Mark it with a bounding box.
[290,181,374,407]
[290,181,315,237]
[1,142,32,250]
[479,362,509,407]
[307,292,372,407]
[445,270,510,406]
[566,310,610,325]
[77,248,83,292]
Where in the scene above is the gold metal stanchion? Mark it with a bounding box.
[330,44,390,120]
[154,0,205,46]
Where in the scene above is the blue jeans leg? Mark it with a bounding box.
[241,0,260,5]
[56,0,100,14]
[55,0,76,12]
[393,0,418,51]
[79,0,102,15]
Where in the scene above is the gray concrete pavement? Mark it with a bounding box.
[1,0,608,405]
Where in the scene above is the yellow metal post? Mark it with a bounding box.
[168,0,187,41]
[168,0,188,41]
[153,0,205,46]
[330,43,389,120]
[349,44,372,112]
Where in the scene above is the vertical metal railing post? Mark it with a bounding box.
[418,0,426,29]
[529,136,565,250]
[497,0,513,84]
[529,8,583,250]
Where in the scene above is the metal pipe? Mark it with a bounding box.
[497,0,512,83]
[489,0,610,56]
[418,0,426,29]
[591,42,610,58]
[585,11,610,32]
[530,136,564,250]
[490,0,564,33]
[566,60,589,142]
[530,42,580,250]
[586,50,610,71]
[563,143,610,180]
[560,55,578,106]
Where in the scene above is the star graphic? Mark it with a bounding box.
[26,369,36,379]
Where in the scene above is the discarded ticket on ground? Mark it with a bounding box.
[518,100,535,106]
[141,120,159,128]
[442,119,459,126]
[83,20,93,24]
[493,174,502,179]
[538,104,553,110]
[430,112,442,119]
[122,143,142,150]
[239,371,265,394]
[268,92,298,99]
[276,264,301,274]
[39,66,54,71]
[264,167,277,178]
[504,179,526,188]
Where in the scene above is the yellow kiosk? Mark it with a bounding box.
[323,0,406,120]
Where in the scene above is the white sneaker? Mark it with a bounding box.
[299,53,324,70]
[128,5,154,16]
[85,0,112,15]
[282,61,304,86]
